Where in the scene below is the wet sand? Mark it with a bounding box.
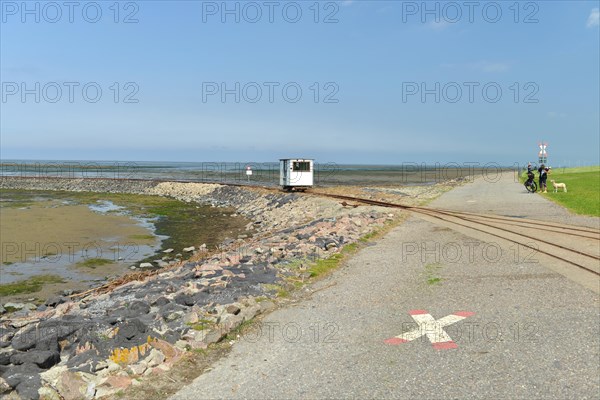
[0,188,249,303]
[1,201,156,265]
[1,198,159,302]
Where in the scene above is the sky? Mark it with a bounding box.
[1,0,599,165]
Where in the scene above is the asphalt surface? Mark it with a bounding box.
[171,173,600,399]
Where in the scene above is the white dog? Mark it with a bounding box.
[550,180,567,192]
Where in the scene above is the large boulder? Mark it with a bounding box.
[1,362,42,399]
[0,351,14,366]
[114,319,149,348]
[56,371,89,400]
[11,320,80,351]
[10,350,60,369]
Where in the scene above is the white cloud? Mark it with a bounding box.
[587,8,599,28]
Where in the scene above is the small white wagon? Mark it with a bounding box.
[279,158,314,191]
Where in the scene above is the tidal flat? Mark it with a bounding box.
[0,189,248,302]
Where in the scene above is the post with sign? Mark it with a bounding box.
[246,165,252,183]
[538,141,548,165]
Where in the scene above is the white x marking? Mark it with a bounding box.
[385,310,475,350]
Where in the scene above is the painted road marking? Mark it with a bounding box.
[385,310,475,350]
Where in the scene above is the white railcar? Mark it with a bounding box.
[279,158,314,191]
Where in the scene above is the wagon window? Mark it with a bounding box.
[292,162,311,172]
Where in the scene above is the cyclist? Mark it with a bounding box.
[527,162,534,174]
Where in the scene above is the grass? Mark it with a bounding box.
[76,257,113,269]
[521,166,599,216]
[186,320,214,331]
[308,253,344,278]
[427,277,442,285]
[262,284,290,298]
[0,200,34,208]
[424,262,443,286]
[0,274,66,297]
[225,320,256,339]
[128,234,156,240]
[358,231,378,243]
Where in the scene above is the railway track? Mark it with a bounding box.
[309,191,600,277]
[3,175,599,277]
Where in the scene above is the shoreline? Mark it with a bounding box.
[0,177,461,400]
[0,189,249,304]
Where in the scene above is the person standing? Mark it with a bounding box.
[538,164,548,193]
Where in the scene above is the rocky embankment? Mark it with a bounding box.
[0,178,395,399]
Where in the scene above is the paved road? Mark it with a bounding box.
[432,171,599,229]
[172,174,600,399]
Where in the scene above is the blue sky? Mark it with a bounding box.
[1,0,599,165]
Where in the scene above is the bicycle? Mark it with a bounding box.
[524,172,537,193]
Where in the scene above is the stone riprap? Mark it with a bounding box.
[0,178,395,399]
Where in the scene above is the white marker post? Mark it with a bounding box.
[246,165,252,183]
[538,141,548,165]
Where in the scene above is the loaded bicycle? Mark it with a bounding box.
[524,171,537,193]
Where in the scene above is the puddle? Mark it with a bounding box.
[88,200,125,213]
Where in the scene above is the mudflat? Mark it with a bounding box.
[0,189,248,302]
[1,197,159,302]
[1,201,156,265]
